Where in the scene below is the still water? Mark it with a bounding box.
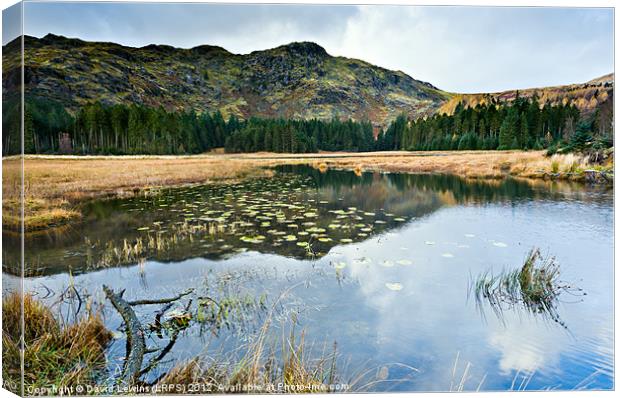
[4,166,614,391]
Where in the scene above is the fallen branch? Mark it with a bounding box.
[127,289,194,306]
[103,285,146,387]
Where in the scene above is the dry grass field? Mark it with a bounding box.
[2,150,608,231]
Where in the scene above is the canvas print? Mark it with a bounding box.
[1,1,614,395]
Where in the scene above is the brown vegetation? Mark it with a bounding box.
[3,150,610,231]
[2,292,112,395]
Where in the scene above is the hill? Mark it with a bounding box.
[438,74,613,117]
[2,34,450,129]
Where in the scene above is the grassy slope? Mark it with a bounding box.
[438,74,614,116]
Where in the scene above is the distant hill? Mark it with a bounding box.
[438,73,613,117]
[1,34,613,129]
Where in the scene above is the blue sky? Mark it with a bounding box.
[4,2,614,93]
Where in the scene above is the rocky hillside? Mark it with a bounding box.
[438,73,614,117]
[2,34,450,129]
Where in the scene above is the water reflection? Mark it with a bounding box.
[2,167,613,391]
[4,166,610,277]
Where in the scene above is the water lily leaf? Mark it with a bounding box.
[394,217,406,222]
[136,227,149,231]
[340,238,353,243]
[385,282,403,291]
[492,241,508,247]
[442,253,454,258]
[318,237,332,242]
[333,261,347,270]
[465,234,475,238]
[285,235,297,242]
[397,260,413,266]
[425,241,435,245]
[381,260,394,267]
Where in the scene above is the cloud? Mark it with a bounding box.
[330,6,613,92]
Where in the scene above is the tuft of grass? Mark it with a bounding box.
[472,248,582,328]
[2,292,112,395]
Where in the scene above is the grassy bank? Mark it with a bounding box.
[1,292,353,395]
[2,293,112,395]
[3,150,612,231]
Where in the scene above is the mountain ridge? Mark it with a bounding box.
[3,34,450,129]
[2,34,613,128]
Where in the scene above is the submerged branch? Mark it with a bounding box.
[103,285,146,386]
[127,288,194,306]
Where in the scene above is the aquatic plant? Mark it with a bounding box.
[472,248,584,328]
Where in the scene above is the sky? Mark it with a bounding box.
[3,2,614,93]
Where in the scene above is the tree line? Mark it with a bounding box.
[391,96,582,151]
[3,98,376,155]
[2,94,612,156]
[224,117,375,153]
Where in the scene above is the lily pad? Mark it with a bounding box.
[385,282,403,291]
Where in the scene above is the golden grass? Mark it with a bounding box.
[154,329,339,394]
[3,150,607,231]
[2,292,112,395]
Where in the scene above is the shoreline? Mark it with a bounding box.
[2,150,613,232]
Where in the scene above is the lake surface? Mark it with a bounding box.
[3,166,614,391]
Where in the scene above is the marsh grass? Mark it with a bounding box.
[2,292,112,395]
[155,329,340,393]
[5,150,599,232]
[472,248,583,328]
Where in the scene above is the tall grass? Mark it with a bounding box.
[2,292,112,395]
[550,153,590,174]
